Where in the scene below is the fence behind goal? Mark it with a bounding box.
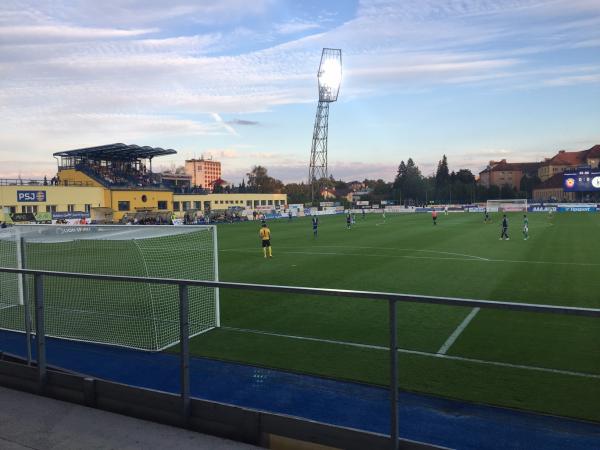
[0,225,219,351]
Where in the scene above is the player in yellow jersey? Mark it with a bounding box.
[259,223,273,258]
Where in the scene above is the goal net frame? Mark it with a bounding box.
[0,224,220,352]
[486,199,528,213]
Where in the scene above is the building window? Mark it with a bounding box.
[21,205,38,213]
[46,205,57,213]
[261,200,266,206]
[85,204,91,213]
[194,201,201,209]
[268,200,273,205]
[117,201,129,212]
[157,201,167,210]
[68,204,75,212]
[173,201,180,211]
[8,206,16,214]
[182,201,190,211]
[247,200,252,207]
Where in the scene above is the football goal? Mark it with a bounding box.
[0,225,219,351]
[486,199,528,213]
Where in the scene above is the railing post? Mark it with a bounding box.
[179,283,191,426]
[389,298,399,450]
[18,236,33,365]
[34,273,47,392]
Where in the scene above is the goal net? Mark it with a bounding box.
[0,225,219,351]
[486,199,528,213]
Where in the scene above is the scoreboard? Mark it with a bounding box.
[563,167,600,192]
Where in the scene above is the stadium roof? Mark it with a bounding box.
[53,143,177,161]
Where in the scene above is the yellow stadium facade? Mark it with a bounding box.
[1,144,287,223]
[0,178,287,223]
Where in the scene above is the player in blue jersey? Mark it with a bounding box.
[312,216,319,238]
[500,214,509,240]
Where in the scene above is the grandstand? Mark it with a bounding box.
[54,143,176,189]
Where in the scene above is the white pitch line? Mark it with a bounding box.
[219,248,600,267]
[220,326,600,380]
[436,307,480,355]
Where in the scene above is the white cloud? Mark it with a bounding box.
[1,0,599,179]
[275,20,320,35]
[0,25,157,43]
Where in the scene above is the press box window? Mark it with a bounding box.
[157,201,168,210]
[118,201,130,212]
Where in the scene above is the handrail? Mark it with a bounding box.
[0,266,598,317]
[1,265,598,450]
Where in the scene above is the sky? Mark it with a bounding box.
[1,0,599,183]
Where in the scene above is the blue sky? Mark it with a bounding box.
[1,0,599,182]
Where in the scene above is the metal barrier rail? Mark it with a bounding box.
[1,266,599,450]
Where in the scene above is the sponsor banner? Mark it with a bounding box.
[320,201,335,207]
[10,212,36,222]
[557,205,597,212]
[34,212,52,222]
[528,206,557,212]
[17,190,46,202]
[52,211,90,220]
[467,207,486,212]
[355,201,369,206]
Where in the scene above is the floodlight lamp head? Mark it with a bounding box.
[317,48,342,102]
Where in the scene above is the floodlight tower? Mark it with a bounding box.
[309,48,342,202]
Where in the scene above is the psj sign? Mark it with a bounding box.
[17,190,46,202]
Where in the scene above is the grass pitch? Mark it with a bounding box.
[189,212,600,422]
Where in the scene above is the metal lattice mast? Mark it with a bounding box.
[308,48,341,203]
[309,100,330,201]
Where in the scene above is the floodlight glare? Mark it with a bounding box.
[317,49,342,102]
[309,48,342,201]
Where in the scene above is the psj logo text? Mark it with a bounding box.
[17,190,46,202]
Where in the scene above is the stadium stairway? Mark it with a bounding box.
[0,329,598,450]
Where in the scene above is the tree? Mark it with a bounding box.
[435,155,450,188]
[435,155,450,202]
[520,174,540,198]
[246,166,283,193]
[284,182,310,204]
[500,184,516,199]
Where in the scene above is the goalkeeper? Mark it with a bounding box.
[259,223,273,258]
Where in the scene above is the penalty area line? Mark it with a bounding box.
[220,326,600,380]
[436,307,480,355]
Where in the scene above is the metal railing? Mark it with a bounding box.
[0,178,95,187]
[0,266,599,450]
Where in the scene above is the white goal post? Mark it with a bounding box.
[486,199,528,213]
[0,224,219,351]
